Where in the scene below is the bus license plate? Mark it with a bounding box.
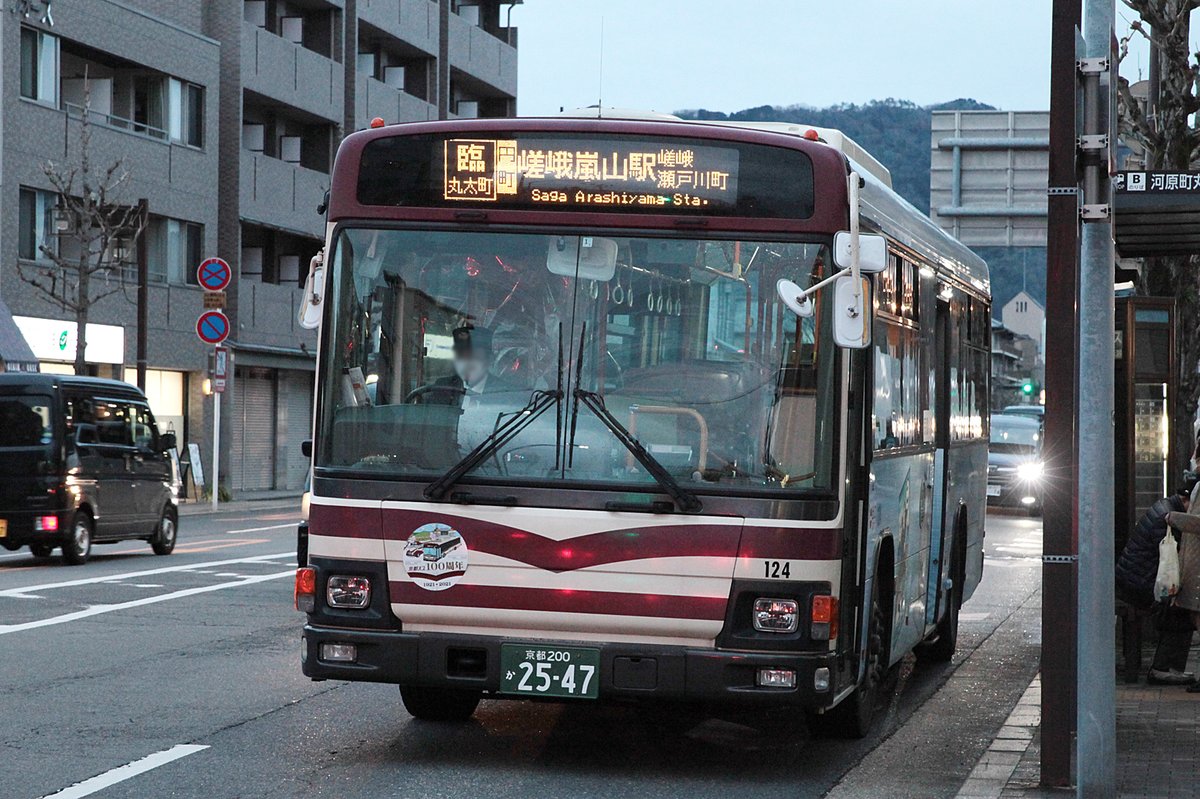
[499,644,600,699]
[987,485,1002,497]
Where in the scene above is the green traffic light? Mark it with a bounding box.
[1021,381,1035,395]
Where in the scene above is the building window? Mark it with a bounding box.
[18,187,57,261]
[167,79,204,148]
[20,27,59,105]
[147,217,203,284]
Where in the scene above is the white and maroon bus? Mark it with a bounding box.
[295,112,989,737]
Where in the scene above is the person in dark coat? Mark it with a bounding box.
[1116,476,1199,685]
[427,325,518,408]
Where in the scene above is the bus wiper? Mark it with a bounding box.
[424,387,562,501]
[565,324,702,514]
[426,325,565,502]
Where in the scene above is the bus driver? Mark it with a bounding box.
[430,326,517,409]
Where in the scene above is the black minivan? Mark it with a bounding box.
[0,373,178,564]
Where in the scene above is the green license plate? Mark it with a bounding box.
[499,644,600,699]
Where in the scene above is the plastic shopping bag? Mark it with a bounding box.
[1155,529,1181,602]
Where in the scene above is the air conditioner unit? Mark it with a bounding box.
[278,255,301,284]
[280,136,302,163]
[357,53,376,79]
[242,123,265,152]
[456,101,479,119]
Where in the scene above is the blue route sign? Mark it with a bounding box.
[196,310,230,345]
[197,257,232,292]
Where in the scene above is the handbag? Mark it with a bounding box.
[1155,528,1182,602]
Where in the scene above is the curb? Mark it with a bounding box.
[177,497,301,518]
[955,676,1042,798]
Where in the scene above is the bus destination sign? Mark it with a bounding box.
[442,138,740,211]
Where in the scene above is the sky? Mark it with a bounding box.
[511,1,1061,116]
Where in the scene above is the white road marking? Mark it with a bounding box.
[225,523,294,535]
[0,571,294,636]
[0,552,293,598]
[960,612,990,622]
[39,744,209,799]
[132,583,164,588]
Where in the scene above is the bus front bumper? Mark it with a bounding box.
[301,624,840,707]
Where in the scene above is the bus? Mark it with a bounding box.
[295,112,990,738]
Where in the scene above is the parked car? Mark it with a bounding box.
[0,373,178,564]
[1001,404,1045,421]
[988,413,1044,514]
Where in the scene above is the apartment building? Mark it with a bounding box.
[0,0,518,494]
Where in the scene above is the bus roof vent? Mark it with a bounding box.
[553,106,685,121]
[690,121,892,189]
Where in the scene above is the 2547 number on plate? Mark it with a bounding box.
[499,644,599,699]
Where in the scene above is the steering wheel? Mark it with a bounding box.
[405,384,465,404]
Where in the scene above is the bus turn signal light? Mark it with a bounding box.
[811,595,838,641]
[295,567,317,613]
[370,117,386,128]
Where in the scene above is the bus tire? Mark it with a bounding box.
[808,576,889,739]
[399,686,481,721]
[917,528,966,664]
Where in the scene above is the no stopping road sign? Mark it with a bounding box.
[197,257,232,292]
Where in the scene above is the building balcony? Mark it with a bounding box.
[356,73,436,128]
[447,10,517,97]
[358,0,438,56]
[241,22,343,123]
[10,100,217,221]
[240,151,329,238]
[236,279,315,351]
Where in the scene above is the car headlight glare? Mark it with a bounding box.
[1017,461,1044,481]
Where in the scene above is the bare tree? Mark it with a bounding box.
[1118,0,1200,466]
[15,79,145,375]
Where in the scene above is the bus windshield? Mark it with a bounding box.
[316,227,840,497]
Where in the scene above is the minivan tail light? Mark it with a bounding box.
[34,515,59,532]
[295,567,317,613]
[811,595,839,641]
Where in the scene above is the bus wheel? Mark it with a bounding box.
[809,578,888,739]
[399,686,481,721]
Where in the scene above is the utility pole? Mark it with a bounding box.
[1041,0,1081,787]
[135,198,149,392]
[1076,0,1117,795]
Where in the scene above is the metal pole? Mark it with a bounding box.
[1042,0,1081,787]
[211,386,221,512]
[1076,1,1116,796]
[136,198,148,392]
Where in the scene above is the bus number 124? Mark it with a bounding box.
[763,560,792,579]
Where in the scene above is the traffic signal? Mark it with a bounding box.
[1021,379,1036,396]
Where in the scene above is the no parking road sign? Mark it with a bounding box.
[197,257,232,292]
[196,310,230,345]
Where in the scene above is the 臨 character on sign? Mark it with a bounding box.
[456,143,488,173]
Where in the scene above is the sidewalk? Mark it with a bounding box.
[957,641,1200,798]
[177,489,302,517]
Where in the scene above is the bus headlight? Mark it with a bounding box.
[1017,461,1044,482]
[327,575,371,609]
[753,598,799,633]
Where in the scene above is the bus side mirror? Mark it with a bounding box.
[301,439,312,458]
[299,251,325,330]
[832,275,872,349]
[833,231,888,274]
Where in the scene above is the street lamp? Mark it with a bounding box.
[111,234,132,265]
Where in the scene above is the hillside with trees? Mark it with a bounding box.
[676,99,1045,310]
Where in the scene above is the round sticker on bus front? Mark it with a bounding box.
[402,523,470,591]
